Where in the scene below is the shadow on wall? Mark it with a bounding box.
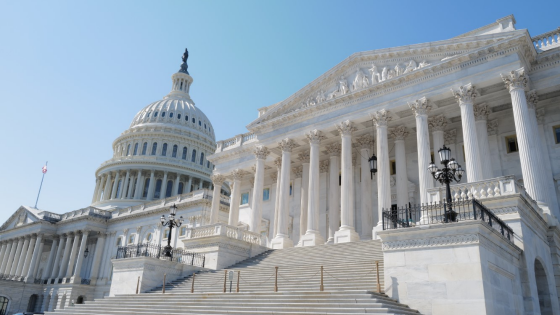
[391,276,399,301]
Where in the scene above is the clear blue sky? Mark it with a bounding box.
[1,0,558,225]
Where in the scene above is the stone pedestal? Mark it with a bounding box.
[333,228,360,244]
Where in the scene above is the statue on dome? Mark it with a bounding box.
[179,48,189,74]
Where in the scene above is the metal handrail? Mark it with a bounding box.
[115,243,205,267]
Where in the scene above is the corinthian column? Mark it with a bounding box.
[271,139,296,249]
[409,97,434,205]
[298,152,310,241]
[326,144,341,244]
[92,177,101,203]
[71,230,89,282]
[210,174,226,224]
[14,236,30,278]
[452,84,483,182]
[272,158,281,237]
[473,103,492,179]
[6,238,23,276]
[25,234,43,282]
[501,69,549,210]
[372,110,392,238]
[534,108,560,218]
[0,241,13,274]
[110,171,120,200]
[228,169,243,226]
[356,134,374,240]
[250,146,270,233]
[300,130,326,246]
[391,126,410,208]
[21,234,37,278]
[120,170,130,199]
[428,115,447,165]
[103,172,113,200]
[65,232,81,277]
[334,121,359,243]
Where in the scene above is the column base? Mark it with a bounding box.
[23,276,34,283]
[299,231,325,247]
[372,222,384,240]
[270,235,294,249]
[334,227,359,244]
[325,237,334,244]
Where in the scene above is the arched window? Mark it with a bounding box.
[172,145,178,158]
[191,149,197,162]
[151,142,157,155]
[169,112,173,118]
[185,115,189,121]
[204,123,207,129]
[133,143,139,155]
[154,112,158,117]
[154,179,162,199]
[126,144,130,156]
[178,182,184,194]
[27,294,38,312]
[200,152,204,165]
[192,117,195,123]
[162,112,166,117]
[0,296,8,314]
[198,120,201,126]
[141,142,147,155]
[143,178,150,198]
[146,112,150,118]
[182,147,187,160]
[166,180,173,197]
[162,143,168,156]
[177,114,181,119]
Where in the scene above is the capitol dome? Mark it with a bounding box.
[90,49,224,209]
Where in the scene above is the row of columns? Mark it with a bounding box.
[92,169,205,204]
[0,234,44,282]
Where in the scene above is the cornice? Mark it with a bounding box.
[95,158,213,179]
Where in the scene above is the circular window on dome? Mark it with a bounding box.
[162,112,166,117]
[177,114,181,119]
[185,115,189,121]
[154,112,158,117]
[170,112,173,118]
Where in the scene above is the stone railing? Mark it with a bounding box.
[183,223,266,246]
[215,132,257,153]
[427,175,540,210]
[60,207,112,221]
[41,211,62,223]
[532,27,560,52]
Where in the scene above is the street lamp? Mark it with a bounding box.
[369,119,377,179]
[427,145,464,222]
[84,248,89,258]
[160,204,184,257]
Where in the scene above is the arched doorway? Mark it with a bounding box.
[59,295,66,310]
[27,294,38,312]
[76,296,85,304]
[535,259,552,315]
[0,296,8,315]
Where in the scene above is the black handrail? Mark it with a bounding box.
[115,243,205,267]
[382,198,514,241]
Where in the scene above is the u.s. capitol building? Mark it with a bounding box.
[1,15,560,315]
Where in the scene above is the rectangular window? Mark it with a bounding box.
[241,192,249,205]
[263,188,270,201]
[390,160,396,175]
[128,234,135,244]
[553,125,560,144]
[505,135,519,153]
[179,226,187,236]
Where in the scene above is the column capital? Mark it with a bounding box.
[298,152,310,164]
[487,119,499,136]
[428,114,448,131]
[253,145,270,159]
[356,134,374,149]
[271,172,278,182]
[326,143,341,156]
[444,129,457,144]
[231,169,245,181]
[320,160,330,173]
[390,125,409,141]
[501,68,528,92]
[336,120,356,136]
[474,103,490,121]
[451,83,477,104]
[293,166,303,178]
[278,139,296,152]
[211,174,226,185]
[408,97,431,116]
[274,157,282,169]
[371,109,392,126]
[525,90,538,109]
[306,129,325,144]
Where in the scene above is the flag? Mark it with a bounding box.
[42,165,47,174]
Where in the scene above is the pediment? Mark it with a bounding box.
[248,30,529,130]
[0,206,41,231]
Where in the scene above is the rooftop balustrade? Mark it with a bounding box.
[215,132,257,153]
[532,27,560,52]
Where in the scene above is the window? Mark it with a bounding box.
[390,160,397,175]
[207,161,210,168]
[126,144,130,156]
[553,125,560,144]
[169,112,173,118]
[191,149,197,162]
[116,237,123,246]
[185,115,189,121]
[204,123,207,129]
[180,226,187,236]
[192,117,195,123]
[154,112,158,117]
[162,143,168,156]
[133,143,139,155]
[142,142,147,155]
[263,188,270,201]
[146,112,150,117]
[505,135,519,153]
[143,178,150,198]
[128,234,136,244]
[198,120,201,126]
[241,192,249,205]
[182,147,188,160]
[177,114,181,119]
[115,179,122,198]
[145,233,153,242]
[172,145,178,158]
[151,142,158,155]
[200,153,204,165]
[162,112,166,117]
[178,182,184,194]
[166,180,173,197]
[154,179,163,199]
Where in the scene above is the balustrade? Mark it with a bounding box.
[216,132,257,153]
[182,223,265,246]
[427,175,523,203]
[532,27,560,51]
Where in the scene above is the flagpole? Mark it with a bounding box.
[34,161,48,209]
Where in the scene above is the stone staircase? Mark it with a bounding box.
[48,240,420,314]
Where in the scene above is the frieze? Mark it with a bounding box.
[382,234,479,250]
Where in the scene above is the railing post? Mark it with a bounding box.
[320,266,324,292]
[275,267,278,292]
[136,276,140,294]
[375,261,381,293]
[162,273,166,294]
[472,199,477,220]
[191,273,195,293]
[223,270,227,293]
[236,271,240,293]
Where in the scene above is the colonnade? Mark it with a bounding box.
[92,169,209,204]
[208,68,557,246]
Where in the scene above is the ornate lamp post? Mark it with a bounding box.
[369,120,378,179]
[160,204,184,257]
[428,145,464,222]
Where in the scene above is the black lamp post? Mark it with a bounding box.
[427,145,464,222]
[369,119,377,179]
[84,248,89,258]
[160,204,184,257]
